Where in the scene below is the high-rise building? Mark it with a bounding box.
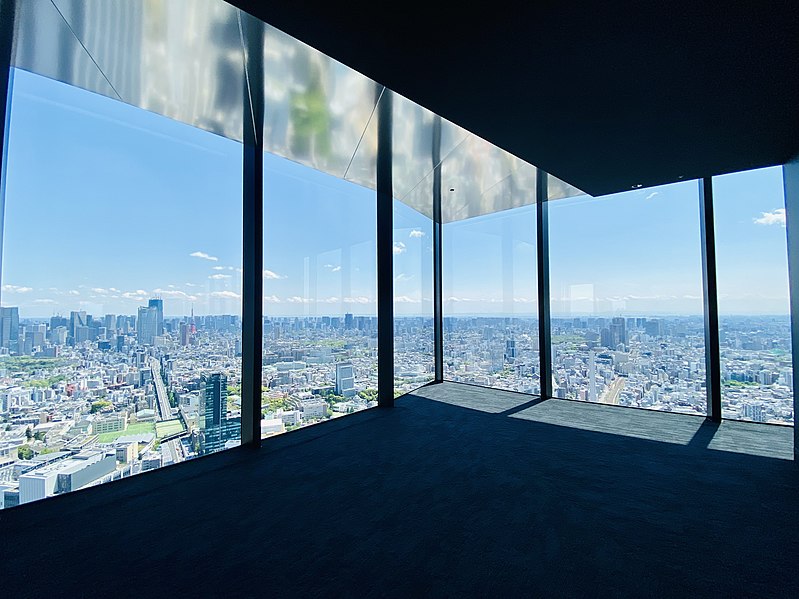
[68,311,87,345]
[200,373,239,455]
[611,317,627,346]
[104,314,116,335]
[505,338,516,362]
[136,306,158,346]
[335,361,356,397]
[0,307,19,352]
[179,322,190,346]
[148,298,164,336]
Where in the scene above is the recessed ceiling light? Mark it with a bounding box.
[632,184,643,189]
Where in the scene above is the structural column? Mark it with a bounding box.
[376,88,394,407]
[536,170,553,399]
[432,116,444,382]
[240,13,264,446]
[782,158,799,459]
[699,177,722,421]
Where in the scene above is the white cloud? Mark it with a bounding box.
[91,288,108,294]
[212,266,225,271]
[393,242,407,255]
[263,295,281,303]
[153,289,198,301]
[109,288,120,293]
[753,208,786,226]
[409,229,425,238]
[344,296,372,304]
[394,273,414,283]
[210,291,241,300]
[286,296,311,303]
[33,298,56,304]
[2,285,33,293]
[395,295,420,303]
[185,283,198,287]
[645,191,659,200]
[190,251,218,261]
[68,290,80,296]
[263,269,287,280]
[331,266,341,273]
[209,274,232,280]
[122,290,148,301]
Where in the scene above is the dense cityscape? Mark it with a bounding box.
[445,315,793,423]
[0,300,792,510]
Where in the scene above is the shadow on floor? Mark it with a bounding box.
[1,383,796,598]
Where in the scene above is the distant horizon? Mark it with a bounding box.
[9,310,792,322]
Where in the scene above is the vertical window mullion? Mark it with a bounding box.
[240,13,264,445]
[537,170,552,399]
[699,177,722,421]
[376,88,394,407]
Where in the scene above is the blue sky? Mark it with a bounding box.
[0,69,791,318]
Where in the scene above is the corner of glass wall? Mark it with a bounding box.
[0,0,245,510]
[440,134,540,396]
[548,180,706,414]
[712,166,793,425]
[260,24,378,438]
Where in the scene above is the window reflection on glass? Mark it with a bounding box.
[443,204,539,394]
[713,166,793,425]
[548,181,707,415]
[0,70,243,509]
[261,154,377,438]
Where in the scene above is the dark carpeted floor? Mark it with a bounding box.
[1,382,796,598]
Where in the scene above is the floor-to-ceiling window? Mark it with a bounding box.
[713,166,793,424]
[0,0,247,509]
[259,25,379,436]
[548,181,707,414]
[0,68,243,507]
[390,95,439,395]
[443,204,539,394]
[440,132,539,397]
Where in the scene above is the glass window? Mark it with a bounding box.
[443,204,539,394]
[259,21,380,435]
[0,69,243,508]
[390,93,438,396]
[713,166,793,424]
[393,199,434,395]
[261,154,377,437]
[548,181,707,415]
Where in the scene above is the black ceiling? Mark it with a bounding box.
[230,0,799,196]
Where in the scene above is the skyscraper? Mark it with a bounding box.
[136,306,158,346]
[148,298,164,336]
[68,311,87,345]
[0,307,19,352]
[200,373,239,454]
[335,361,356,397]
